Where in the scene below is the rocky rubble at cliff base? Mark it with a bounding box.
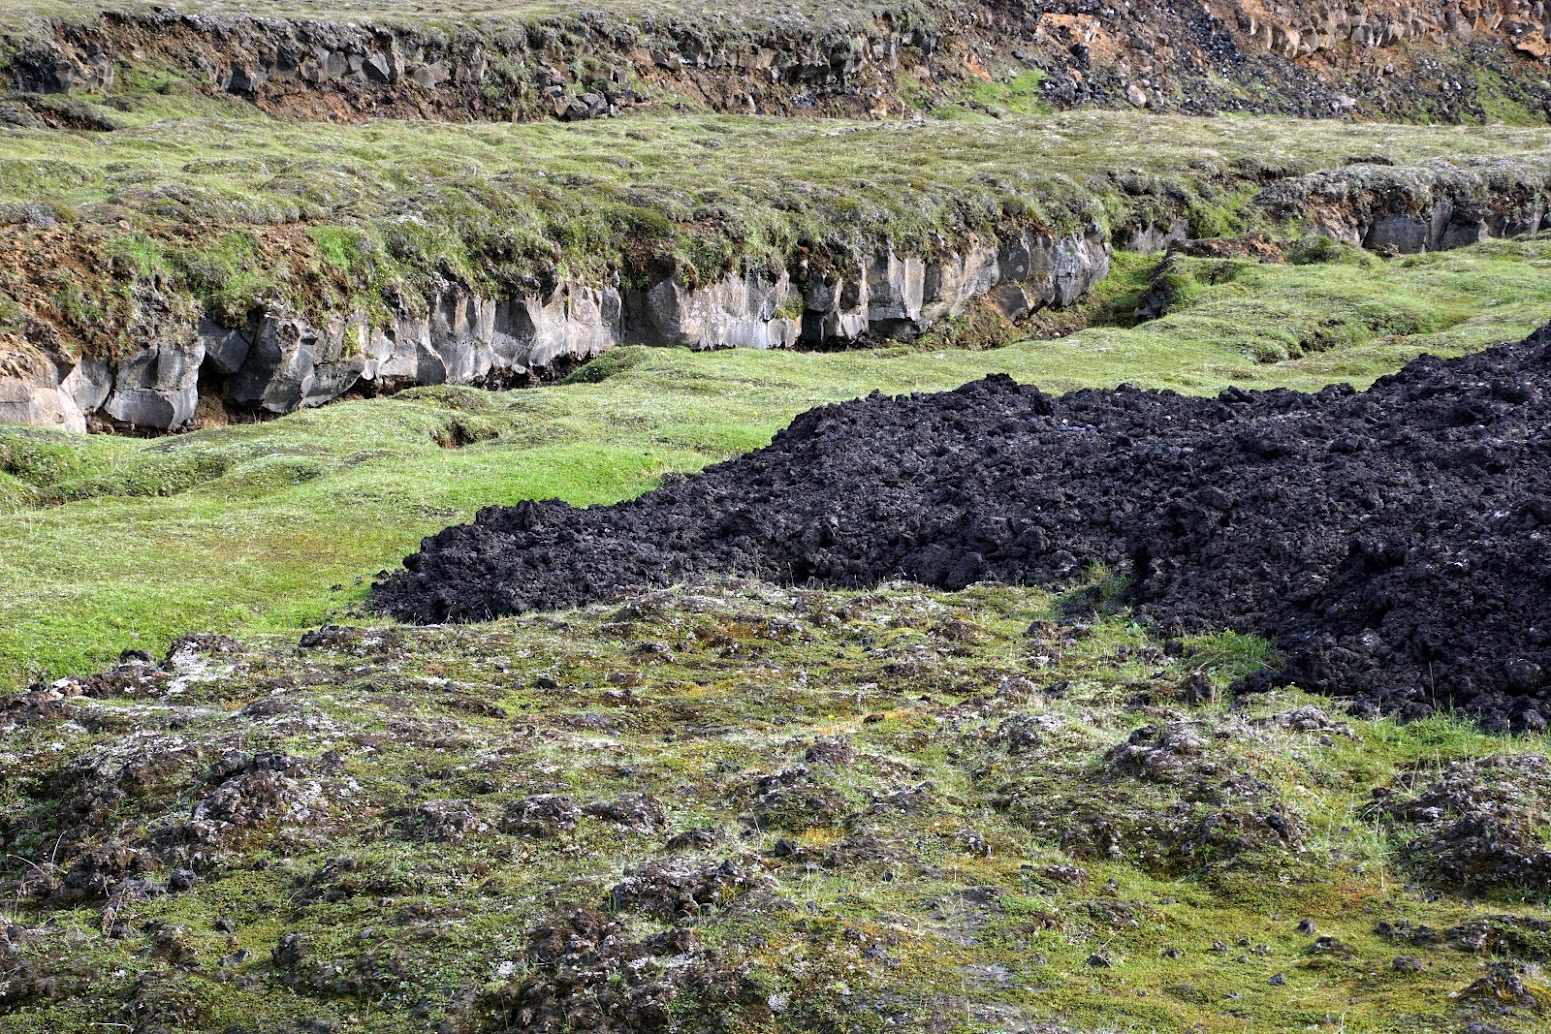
[374,325,1551,731]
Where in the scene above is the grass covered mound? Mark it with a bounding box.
[5,581,1551,1033]
[375,322,1551,730]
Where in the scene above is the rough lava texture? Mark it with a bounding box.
[374,324,1551,729]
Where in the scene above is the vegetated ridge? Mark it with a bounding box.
[11,583,1551,1033]
[3,102,1550,434]
[375,322,1551,731]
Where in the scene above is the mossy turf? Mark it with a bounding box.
[3,579,1550,1033]
[0,87,1548,355]
[2,234,1549,691]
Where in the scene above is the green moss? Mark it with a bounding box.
[559,344,653,384]
[0,429,102,485]
[0,465,36,510]
[101,230,166,279]
[164,229,280,323]
[1181,629,1283,682]
[307,224,372,272]
[4,577,1549,1032]
[0,292,31,335]
[1286,236,1380,267]
[1476,66,1546,127]
[967,69,1052,116]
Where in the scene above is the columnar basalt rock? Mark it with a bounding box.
[1256,156,1551,252]
[1239,0,1551,62]
[0,225,1115,432]
[625,271,798,350]
[199,279,629,420]
[0,350,100,431]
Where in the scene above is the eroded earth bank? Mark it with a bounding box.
[2,0,1551,432]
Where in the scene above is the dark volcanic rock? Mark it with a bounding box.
[501,794,581,838]
[582,793,668,833]
[373,326,1551,728]
[479,909,765,1033]
[608,859,771,921]
[1373,754,1551,896]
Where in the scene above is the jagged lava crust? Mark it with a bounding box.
[373,326,1551,728]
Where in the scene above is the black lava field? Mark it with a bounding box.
[374,326,1551,730]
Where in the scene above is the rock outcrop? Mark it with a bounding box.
[4,0,1551,125]
[0,348,107,431]
[4,224,1110,433]
[1257,155,1551,251]
[6,142,1551,434]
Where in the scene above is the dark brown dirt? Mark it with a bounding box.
[373,325,1551,730]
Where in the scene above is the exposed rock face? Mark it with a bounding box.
[0,226,1111,432]
[0,349,106,431]
[628,271,797,350]
[1258,156,1551,252]
[102,344,203,429]
[5,143,1550,434]
[7,0,1551,124]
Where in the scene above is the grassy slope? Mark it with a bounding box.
[5,580,1550,1033]
[6,102,1535,231]
[1,95,1548,353]
[2,235,1548,689]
